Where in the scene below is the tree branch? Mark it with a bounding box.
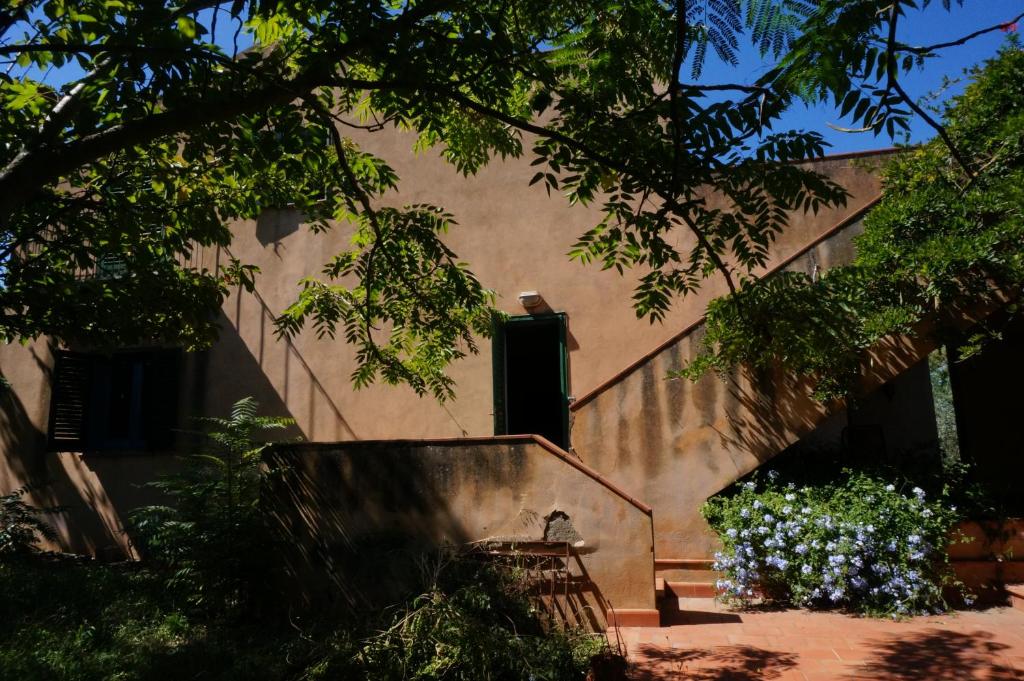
[668,0,687,192]
[895,11,1024,54]
[0,0,456,223]
[0,43,236,68]
[885,3,974,180]
[679,82,768,93]
[891,76,973,179]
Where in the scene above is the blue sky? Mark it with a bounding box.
[702,1,1024,153]
[20,2,1023,155]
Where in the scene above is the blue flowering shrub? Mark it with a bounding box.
[702,471,964,616]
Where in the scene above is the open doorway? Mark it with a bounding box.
[492,314,568,450]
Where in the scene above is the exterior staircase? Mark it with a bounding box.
[571,225,1019,627]
[653,558,744,626]
[655,557,719,599]
[653,557,725,625]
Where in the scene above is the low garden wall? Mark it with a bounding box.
[264,435,657,629]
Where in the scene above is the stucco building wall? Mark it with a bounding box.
[265,436,656,628]
[0,139,893,563]
[199,140,890,443]
[567,212,947,560]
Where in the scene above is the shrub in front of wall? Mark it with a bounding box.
[702,471,964,616]
[0,486,60,557]
[128,397,294,616]
[294,553,608,680]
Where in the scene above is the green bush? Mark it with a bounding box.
[0,560,310,681]
[128,397,294,614]
[0,486,59,557]
[306,553,605,680]
[11,396,605,680]
[0,551,605,681]
[703,470,964,616]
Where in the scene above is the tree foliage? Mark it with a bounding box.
[682,39,1024,400]
[1,0,1017,398]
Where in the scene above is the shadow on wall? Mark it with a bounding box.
[255,208,302,249]
[629,644,798,681]
[718,366,830,474]
[37,299,340,557]
[0,343,145,557]
[265,443,474,612]
[0,366,48,490]
[203,312,308,440]
[209,282,356,442]
[715,331,940,492]
[0,280,357,558]
[857,629,1019,680]
[263,439,654,631]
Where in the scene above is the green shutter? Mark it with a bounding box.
[491,314,507,435]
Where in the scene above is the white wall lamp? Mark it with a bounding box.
[517,291,542,309]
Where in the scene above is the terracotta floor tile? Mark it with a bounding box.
[619,606,1024,680]
[831,648,872,662]
[793,648,841,661]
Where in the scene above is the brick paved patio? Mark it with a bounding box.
[614,602,1024,680]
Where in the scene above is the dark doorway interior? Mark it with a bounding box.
[502,316,567,449]
[948,314,1024,511]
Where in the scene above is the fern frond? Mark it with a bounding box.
[230,396,259,425]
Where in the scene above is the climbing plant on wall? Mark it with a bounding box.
[679,39,1024,400]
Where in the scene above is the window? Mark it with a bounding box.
[48,349,181,451]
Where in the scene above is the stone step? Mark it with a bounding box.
[656,593,741,626]
[655,557,715,571]
[655,557,722,584]
[658,568,724,582]
[665,580,717,598]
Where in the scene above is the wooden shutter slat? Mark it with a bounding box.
[48,352,92,450]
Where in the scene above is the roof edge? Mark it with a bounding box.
[569,193,883,412]
[797,147,902,164]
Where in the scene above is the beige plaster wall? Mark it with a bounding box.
[202,137,891,444]
[265,436,655,629]
[0,131,894,559]
[568,214,948,560]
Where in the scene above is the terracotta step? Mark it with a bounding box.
[655,557,722,583]
[655,557,715,571]
[655,576,665,599]
[665,580,717,598]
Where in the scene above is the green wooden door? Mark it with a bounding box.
[492,313,569,449]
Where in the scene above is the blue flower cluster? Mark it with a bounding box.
[705,473,960,616]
